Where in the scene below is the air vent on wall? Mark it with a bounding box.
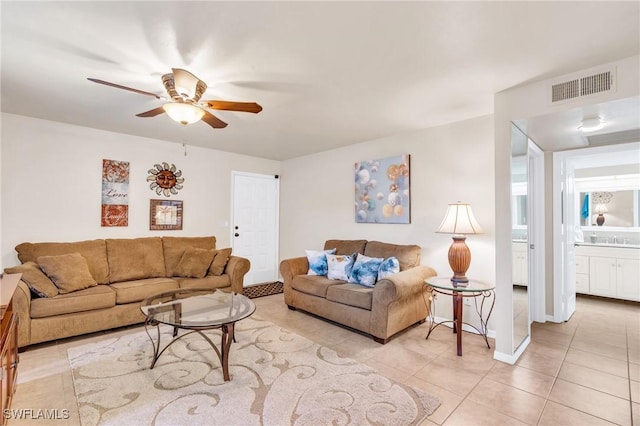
[551,69,615,103]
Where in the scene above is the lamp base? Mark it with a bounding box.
[448,235,471,284]
[596,214,605,226]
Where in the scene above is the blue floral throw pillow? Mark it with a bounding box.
[306,249,336,276]
[326,253,356,281]
[378,256,400,281]
[349,253,384,287]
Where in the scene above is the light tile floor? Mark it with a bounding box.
[8,294,639,425]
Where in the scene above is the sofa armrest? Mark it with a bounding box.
[372,265,437,307]
[279,257,309,305]
[13,281,32,348]
[279,257,309,285]
[223,255,251,294]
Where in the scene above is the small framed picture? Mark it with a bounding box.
[149,199,183,230]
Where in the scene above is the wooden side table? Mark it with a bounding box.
[424,277,495,356]
[0,273,21,426]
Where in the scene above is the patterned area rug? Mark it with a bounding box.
[243,281,284,299]
[68,316,440,426]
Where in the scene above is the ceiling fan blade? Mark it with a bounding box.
[201,110,228,128]
[87,78,161,99]
[204,100,263,113]
[136,106,166,118]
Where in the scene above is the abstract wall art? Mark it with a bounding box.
[355,154,410,224]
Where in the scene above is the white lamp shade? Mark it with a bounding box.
[163,102,205,125]
[594,203,608,214]
[436,202,484,235]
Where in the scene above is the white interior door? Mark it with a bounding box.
[528,140,546,324]
[553,154,577,322]
[231,172,279,286]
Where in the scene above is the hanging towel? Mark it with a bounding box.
[581,193,589,219]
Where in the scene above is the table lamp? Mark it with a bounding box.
[436,202,484,284]
[594,203,607,226]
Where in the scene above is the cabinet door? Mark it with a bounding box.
[617,258,640,301]
[589,256,617,297]
[575,255,589,274]
[512,244,528,286]
[575,273,589,294]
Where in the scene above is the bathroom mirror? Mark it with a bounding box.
[578,189,640,228]
[511,124,529,352]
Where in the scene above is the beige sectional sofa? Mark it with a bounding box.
[4,236,250,348]
[280,239,436,344]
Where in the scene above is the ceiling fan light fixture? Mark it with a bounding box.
[163,102,205,126]
[578,117,605,132]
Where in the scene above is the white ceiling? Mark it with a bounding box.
[2,2,639,160]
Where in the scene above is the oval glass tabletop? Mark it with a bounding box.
[140,288,256,329]
[425,277,495,292]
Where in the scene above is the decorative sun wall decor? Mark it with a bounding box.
[355,154,410,224]
[147,162,184,197]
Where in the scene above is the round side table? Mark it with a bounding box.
[424,277,495,356]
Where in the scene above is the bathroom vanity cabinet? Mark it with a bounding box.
[575,245,640,301]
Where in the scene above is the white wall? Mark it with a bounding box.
[0,113,280,268]
[494,54,640,360]
[280,115,496,326]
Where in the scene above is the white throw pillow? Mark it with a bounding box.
[326,253,356,281]
[348,253,384,287]
[377,256,400,281]
[305,249,336,276]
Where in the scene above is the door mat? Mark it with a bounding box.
[244,281,284,299]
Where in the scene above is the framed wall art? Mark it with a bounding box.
[101,159,129,227]
[355,154,410,224]
[149,199,183,230]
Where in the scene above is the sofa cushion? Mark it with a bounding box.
[176,275,232,290]
[208,248,232,276]
[37,253,98,294]
[326,253,356,281]
[348,253,384,288]
[324,239,367,256]
[30,285,116,318]
[15,239,110,284]
[162,236,216,277]
[364,241,421,271]
[378,256,400,281]
[326,283,373,310]
[109,278,179,304]
[106,237,166,283]
[291,275,343,298]
[174,247,216,278]
[4,261,59,298]
[305,249,336,276]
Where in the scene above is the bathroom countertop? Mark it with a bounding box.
[575,242,640,249]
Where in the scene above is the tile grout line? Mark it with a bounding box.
[533,312,579,425]
[626,319,635,426]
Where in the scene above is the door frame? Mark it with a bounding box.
[230,171,280,285]
[528,140,546,324]
[552,142,640,322]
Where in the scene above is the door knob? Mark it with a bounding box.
[234,233,239,237]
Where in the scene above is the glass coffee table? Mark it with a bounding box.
[140,288,255,381]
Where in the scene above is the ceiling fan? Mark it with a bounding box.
[87,68,262,129]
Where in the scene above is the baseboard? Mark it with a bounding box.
[493,335,530,364]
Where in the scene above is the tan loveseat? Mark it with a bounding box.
[4,236,250,348]
[280,239,436,344]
